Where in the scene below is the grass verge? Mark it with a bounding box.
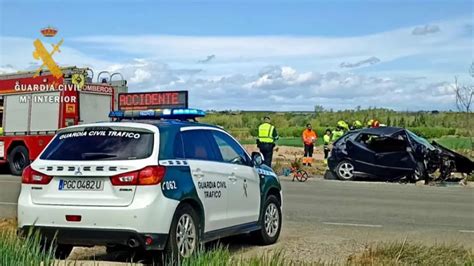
[0,222,55,266]
[348,241,474,265]
[2,219,473,265]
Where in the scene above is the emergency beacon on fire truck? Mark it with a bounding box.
[0,66,127,175]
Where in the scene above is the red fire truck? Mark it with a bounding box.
[0,66,127,175]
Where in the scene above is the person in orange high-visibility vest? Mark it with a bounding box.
[302,123,317,166]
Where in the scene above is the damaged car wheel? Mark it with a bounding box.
[412,162,427,181]
[335,160,355,181]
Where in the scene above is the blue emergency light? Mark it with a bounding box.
[109,108,206,120]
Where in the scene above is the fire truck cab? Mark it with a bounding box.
[0,66,127,175]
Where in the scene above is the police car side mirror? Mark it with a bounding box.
[251,152,264,166]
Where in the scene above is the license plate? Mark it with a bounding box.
[58,179,104,191]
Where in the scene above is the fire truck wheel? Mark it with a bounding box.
[8,145,30,176]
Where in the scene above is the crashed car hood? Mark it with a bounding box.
[432,141,474,174]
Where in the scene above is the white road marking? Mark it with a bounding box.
[458,230,474,234]
[323,222,382,228]
[0,202,17,205]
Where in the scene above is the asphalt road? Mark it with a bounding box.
[283,178,474,233]
[1,174,473,262]
[242,178,474,262]
[0,175,20,218]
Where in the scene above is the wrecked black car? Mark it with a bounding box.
[328,127,473,181]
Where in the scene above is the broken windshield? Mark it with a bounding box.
[406,130,435,150]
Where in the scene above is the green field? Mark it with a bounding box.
[435,136,473,150]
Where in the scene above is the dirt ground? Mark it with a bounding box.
[244,144,327,176]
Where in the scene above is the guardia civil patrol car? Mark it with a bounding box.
[17,104,282,260]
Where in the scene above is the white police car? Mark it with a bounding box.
[17,107,282,260]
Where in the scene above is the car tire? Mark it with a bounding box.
[165,204,200,263]
[412,162,427,181]
[253,195,282,245]
[8,145,30,176]
[53,244,73,260]
[335,160,355,181]
[324,170,337,180]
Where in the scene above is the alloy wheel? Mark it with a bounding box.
[338,162,354,180]
[264,203,280,238]
[176,213,196,258]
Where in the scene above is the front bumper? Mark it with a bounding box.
[327,155,338,171]
[18,226,168,250]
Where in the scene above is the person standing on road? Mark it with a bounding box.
[302,124,317,166]
[323,128,332,165]
[257,116,279,167]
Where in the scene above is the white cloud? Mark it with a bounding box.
[69,17,470,65]
[105,59,202,89]
[0,64,16,74]
[130,69,151,83]
[0,17,469,111]
[141,65,457,111]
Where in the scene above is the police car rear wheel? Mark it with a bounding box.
[166,204,200,262]
[253,195,281,245]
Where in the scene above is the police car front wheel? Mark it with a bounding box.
[253,195,282,245]
[166,204,200,261]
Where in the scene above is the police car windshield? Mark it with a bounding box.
[40,129,154,161]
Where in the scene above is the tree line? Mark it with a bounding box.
[199,108,473,140]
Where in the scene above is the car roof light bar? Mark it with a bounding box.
[109,108,206,121]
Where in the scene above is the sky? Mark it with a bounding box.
[0,0,472,111]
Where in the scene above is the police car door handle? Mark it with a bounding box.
[228,173,237,182]
[193,168,204,178]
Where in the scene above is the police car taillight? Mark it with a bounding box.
[22,166,53,185]
[110,166,166,186]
